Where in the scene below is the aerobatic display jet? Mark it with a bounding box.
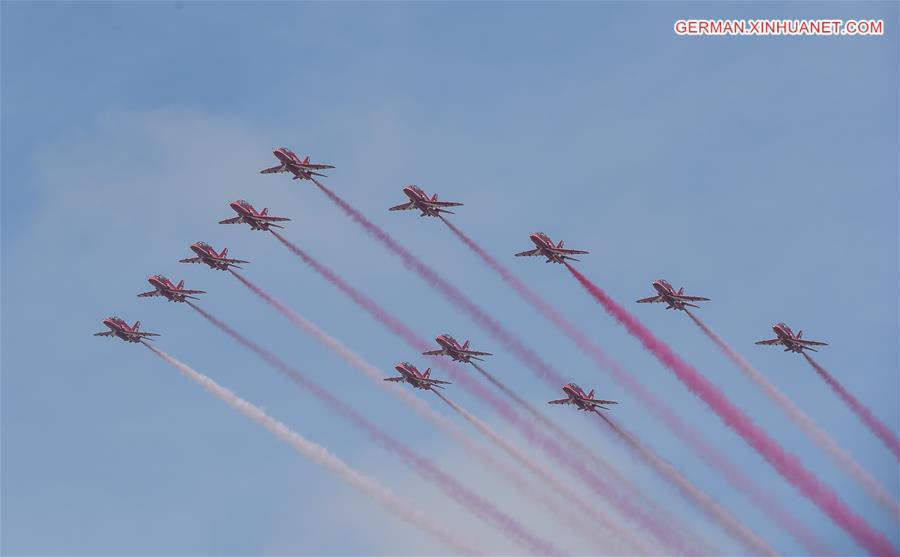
[179,242,248,271]
[219,200,291,231]
[515,232,589,264]
[422,334,492,364]
[383,362,451,391]
[755,323,828,353]
[93,316,160,343]
[260,147,334,181]
[388,185,463,217]
[636,279,710,311]
[548,383,618,412]
[137,275,205,302]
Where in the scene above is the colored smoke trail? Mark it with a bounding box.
[228,270,614,550]
[595,413,776,556]
[442,218,829,555]
[270,229,691,554]
[566,264,898,556]
[433,391,656,555]
[186,302,562,556]
[805,354,900,461]
[687,310,900,522]
[142,343,481,556]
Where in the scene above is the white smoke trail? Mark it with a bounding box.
[143,342,483,556]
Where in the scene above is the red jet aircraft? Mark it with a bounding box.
[755,323,828,353]
[219,200,291,231]
[260,147,334,181]
[138,275,205,302]
[94,316,160,343]
[636,279,710,311]
[422,334,492,364]
[179,242,248,271]
[515,232,589,264]
[389,185,463,217]
[548,383,618,412]
[383,362,451,391]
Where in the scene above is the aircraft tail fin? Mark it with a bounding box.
[462,340,470,350]
[303,156,310,164]
[588,388,595,399]
[558,240,565,248]
[424,368,431,378]
[678,287,685,295]
[221,247,228,257]
[133,320,141,331]
[431,193,438,201]
[261,208,268,216]
[176,279,184,289]
[798,330,803,339]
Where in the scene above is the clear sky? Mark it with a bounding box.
[2,2,897,555]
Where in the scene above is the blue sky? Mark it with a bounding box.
[2,2,897,555]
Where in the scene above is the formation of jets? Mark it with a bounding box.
[389,185,464,217]
[515,232,590,264]
[219,200,291,231]
[99,146,829,420]
[755,323,828,353]
[180,242,248,271]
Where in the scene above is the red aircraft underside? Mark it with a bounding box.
[179,242,248,271]
[93,316,160,343]
[548,383,618,412]
[422,334,492,364]
[138,274,205,302]
[636,279,710,311]
[755,323,828,353]
[389,185,463,217]
[515,232,589,264]
[260,147,335,181]
[384,362,451,391]
[219,200,291,231]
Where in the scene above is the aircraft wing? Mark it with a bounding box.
[137,290,161,298]
[137,331,160,338]
[755,338,782,345]
[588,398,618,406]
[547,398,573,405]
[259,216,291,222]
[389,202,416,212]
[180,289,206,295]
[796,339,828,346]
[179,257,203,264]
[425,378,451,385]
[302,163,335,170]
[426,200,464,207]
[636,295,663,304]
[558,248,590,255]
[383,376,405,383]
[219,217,243,225]
[93,331,115,337]
[223,257,250,265]
[673,295,710,302]
[421,349,444,356]
[515,248,542,257]
[260,164,287,174]
[463,350,493,357]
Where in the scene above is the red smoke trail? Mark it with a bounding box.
[186,302,562,556]
[442,218,830,555]
[143,342,482,556]
[270,229,693,554]
[433,391,656,555]
[594,413,776,556]
[566,264,898,556]
[687,310,900,522]
[228,270,619,551]
[805,354,900,461]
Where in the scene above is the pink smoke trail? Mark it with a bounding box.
[566,264,897,556]
[142,342,482,556]
[594,412,776,556]
[432,391,656,555]
[228,269,621,551]
[687,310,900,522]
[270,229,694,554]
[805,354,900,461]
[186,302,562,556]
[442,217,830,555]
